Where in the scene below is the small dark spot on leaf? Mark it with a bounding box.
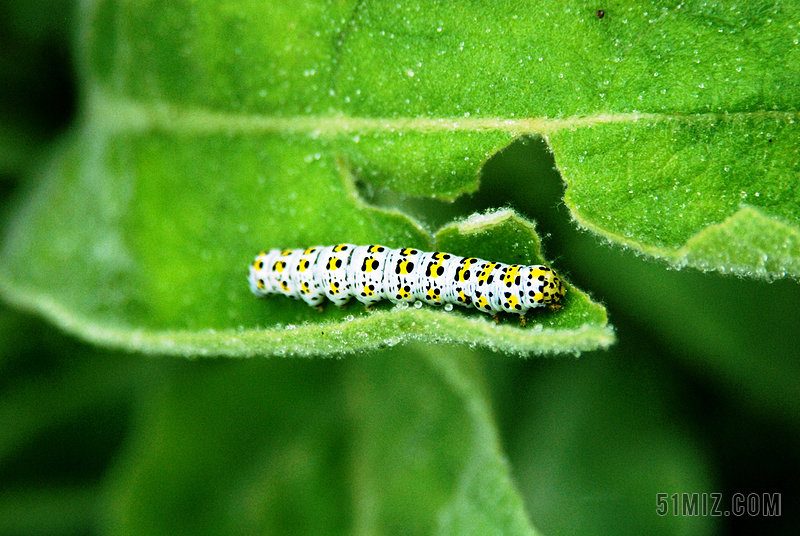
[597,9,605,18]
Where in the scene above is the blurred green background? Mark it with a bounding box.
[1,1,798,535]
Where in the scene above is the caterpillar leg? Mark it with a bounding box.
[492,313,500,324]
[314,304,326,313]
[519,314,527,327]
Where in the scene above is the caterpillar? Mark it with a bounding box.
[248,245,566,321]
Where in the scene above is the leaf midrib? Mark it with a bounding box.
[89,87,800,136]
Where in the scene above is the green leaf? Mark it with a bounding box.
[81,0,800,279]
[552,116,800,278]
[0,153,611,355]
[9,0,799,358]
[505,345,717,536]
[104,344,541,536]
[0,0,619,357]
[5,3,798,536]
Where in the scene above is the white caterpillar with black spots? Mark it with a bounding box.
[248,245,565,319]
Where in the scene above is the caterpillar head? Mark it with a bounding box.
[524,266,566,310]
[540,268,566,309]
